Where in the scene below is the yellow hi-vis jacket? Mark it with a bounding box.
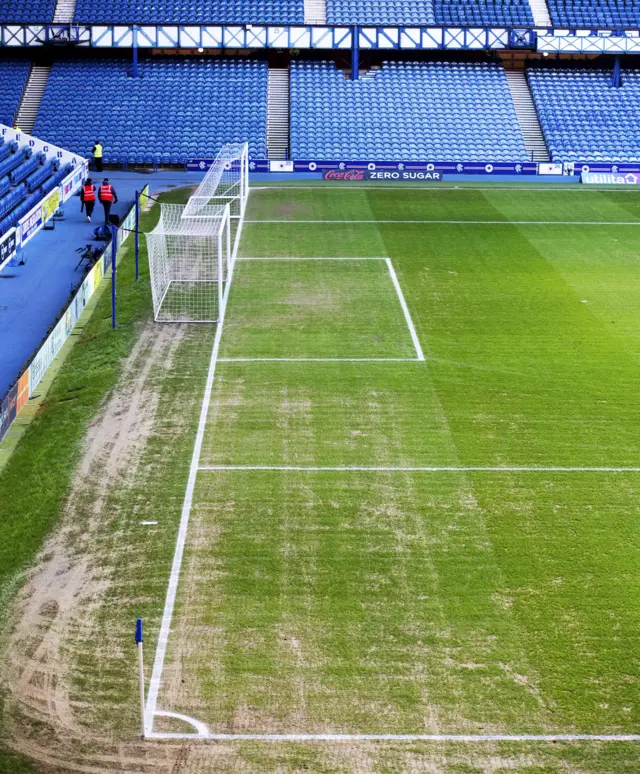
[93,143,103,158]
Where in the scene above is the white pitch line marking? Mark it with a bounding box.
[219,357,421,363]
[236,255,387,261]
[251,185,637,193]
[386,259,425,361]
[199,465,640,473]
[140,521,158,526]
[147,731,640,742]
[245,219,640,226]
[145,195,248,737]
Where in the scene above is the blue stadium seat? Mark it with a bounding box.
[74,0,304,23]
[528,67,640,163]
[547,0,640,28]
[33,57,268,163]
[0,144,68,237]
[0,0,55,22]
[290,60,528,162]
[326,0,533,25]
[0,60,31,127]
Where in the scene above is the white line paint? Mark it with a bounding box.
[147,731,640,742]
[386,259,425,361]
[252,185,635,193]
[154,710,210,736]
[237,255,387,261]
[199,465,640,472]
[219,357,420,363]
[145,196,248,737]
[140,521,158,526]
[246,219,640,226]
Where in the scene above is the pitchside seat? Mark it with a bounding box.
[0,147,69,237]
[528,67,640,162]
[33,57,268,164]
[290,60,528,162]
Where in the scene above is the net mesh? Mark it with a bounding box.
[145,142,248,323]
[146,203,229,323]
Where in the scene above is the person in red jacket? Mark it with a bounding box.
[80,178,96,222]
[98,178,118,225]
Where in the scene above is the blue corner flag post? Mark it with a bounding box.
[111,225,117,329]
[136,618,145,737]
[134,190,140,281]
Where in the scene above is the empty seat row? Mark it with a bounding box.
[547,0,640,27]
[34,57,268,163]
[529,66,640,162]
[0,149,72,236]
[0,60,31,127]
[73,0,303,23]
[291,60,529,161]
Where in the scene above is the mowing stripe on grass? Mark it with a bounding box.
[145,197,248,738]
[199,465,640,472]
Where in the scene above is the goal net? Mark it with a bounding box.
[145,142,248,323]
[146,203,230,323]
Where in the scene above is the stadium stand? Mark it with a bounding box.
[434,0,533,25]
[0,138,71,236]
[73,0,304,24]
[528,67,640,162]
[0,0,55,22]
[326,0,533,25]
[0,60,31,127]
[326,0,435,25]
[546,0,640,28]
[34,57,268,164]
[290,60,529,161]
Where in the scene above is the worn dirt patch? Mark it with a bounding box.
[2,322,190,773]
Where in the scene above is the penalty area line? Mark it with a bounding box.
[236,255,387,261]
[218,357,421,363]
[386,258,425,361]
[198,465,640,472]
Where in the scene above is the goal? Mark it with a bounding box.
[145,142,249,323]
[146,203,230,323]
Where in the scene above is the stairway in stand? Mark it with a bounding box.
[15,65,51,135]
[267,68,290,160]
[304,0,326,24]
[528,0,551,27]
[505,69,550,163]
[53,0,77,24]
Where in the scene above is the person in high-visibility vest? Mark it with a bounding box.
[92,140,103,172]
[98,178,118,225]
[80,178,96,222]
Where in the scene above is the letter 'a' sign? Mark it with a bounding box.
[323,170,442,182]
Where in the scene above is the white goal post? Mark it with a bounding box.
[145,142,249,323]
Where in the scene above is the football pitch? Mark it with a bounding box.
[146,183,640,750]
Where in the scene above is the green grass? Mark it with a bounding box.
[3,182,640,772]
[158,184,640,769]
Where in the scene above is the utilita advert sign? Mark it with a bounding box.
[323,169,442,181]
